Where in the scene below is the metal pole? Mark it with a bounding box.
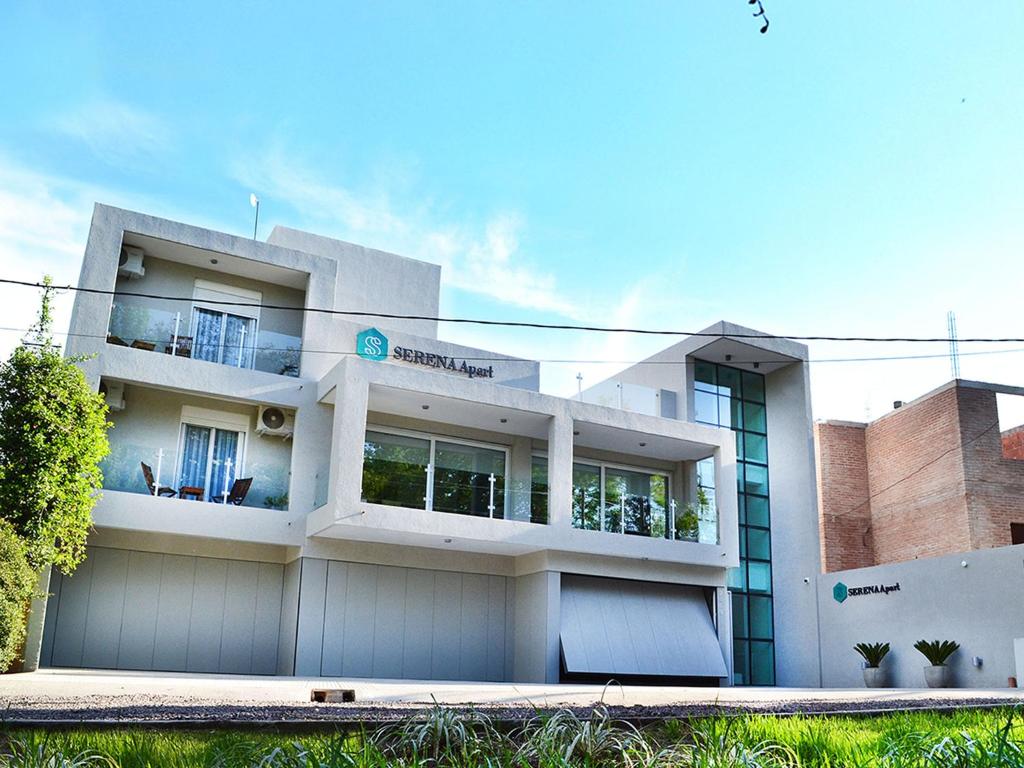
[669,498,677,540]
[620,498,625,533]
[253,200,260,240]
[488,473,496,518]
[154,448,164,497]
[223,457,233,504]
[424,464,434,510]
[237,325,246,368]
[171,312,181,356]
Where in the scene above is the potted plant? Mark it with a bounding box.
[913,639,960,688]
[854,642,891,688]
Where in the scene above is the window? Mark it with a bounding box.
[571,461,672,539]
[191,279,262,370]
[175,407,248,503]
[1012,523,1024,545]
[192,308,257,368]
[694,360,775,686]
[361,428,513,520]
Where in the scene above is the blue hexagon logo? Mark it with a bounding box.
[833,582,849,604]
[356,327,388,361]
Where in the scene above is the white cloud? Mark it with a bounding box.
[233,148,581,318]
[0,158,96,358]
[53,99,171,167]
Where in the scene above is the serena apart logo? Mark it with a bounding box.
[356,327,389,361]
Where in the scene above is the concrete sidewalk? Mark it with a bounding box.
[3,669,1024,716]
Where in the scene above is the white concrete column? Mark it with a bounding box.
[546,410,573,528]
[328,368,370,514]
[512,570,561,683]
[19,567,51,672]
[509,436,533,522]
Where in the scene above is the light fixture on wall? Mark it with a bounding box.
[961,560,968,568]
[421,405,430,410]
[639,442,647,447]
[499,418,508,423]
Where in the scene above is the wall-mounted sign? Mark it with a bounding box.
[356,328,494,379]
[356,327,389,361]
[833,580,901,604]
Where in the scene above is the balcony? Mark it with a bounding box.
[100,382,293,514]
[108,303,302,377]
[106,249,306,378]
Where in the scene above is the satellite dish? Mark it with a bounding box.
[250,193,259,208]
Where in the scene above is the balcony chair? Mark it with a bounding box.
[215,477,253,506]
[140,462,177,498]
[164,335,193,358]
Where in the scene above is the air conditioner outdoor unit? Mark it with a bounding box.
[117,246,146,279]
[257,405,294,439]
[100,380,126,411]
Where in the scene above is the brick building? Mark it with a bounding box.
[815,380,1024,572]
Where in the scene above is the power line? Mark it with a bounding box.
[3,277,1024,344]
[2,325,1024,366]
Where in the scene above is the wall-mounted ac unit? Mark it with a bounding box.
[100,380,126,411]
[257,405,294,439]
[117,246,146,279]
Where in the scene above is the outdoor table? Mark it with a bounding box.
[179,486,204,500]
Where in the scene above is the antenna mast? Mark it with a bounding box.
[947,310,961,380]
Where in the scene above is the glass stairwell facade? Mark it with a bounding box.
[693,360,775,685]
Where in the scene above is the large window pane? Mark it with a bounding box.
[718,366,743,399]
[746,494,770,527]
[743,401,767,434]
[572,463,601,530]
[750,641,775,685]
[694,389,719,425]
[745,463,769,495]
[433,441,506,518]
[742,371,765,403]
[604,468,668,537]
[530,455,548,524]
[747,561,772,594]
[694,360,717,391]
[362,431,429,509]
[747,527,771,561]
[748,595,773,639]
[732,593,749,637]
[733,640,750,686]
[744,432,768,464]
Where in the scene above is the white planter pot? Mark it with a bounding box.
[924,664,951,688]
[862,667,888,688]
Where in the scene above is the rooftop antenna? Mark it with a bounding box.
[576,372,583,400]
[947,310,961,380]
[250,193,260,240]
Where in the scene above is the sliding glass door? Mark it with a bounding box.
[570,462,670,538]
[361,429,508,518]
[192,308,257,368]
[178,423,243,502]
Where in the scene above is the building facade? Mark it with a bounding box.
[27,204,822,686]
[816,380,1024,572]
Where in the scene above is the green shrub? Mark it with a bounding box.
[0,519,37,672]
[914,639,960,666]
[854,641,891,668]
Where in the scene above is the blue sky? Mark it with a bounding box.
[1,1,1023,422]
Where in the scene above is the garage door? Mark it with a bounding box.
[560,574,728,679]
[41,547,284,674]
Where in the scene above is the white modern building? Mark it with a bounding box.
[27,204,822,687]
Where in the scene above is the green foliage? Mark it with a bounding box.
[0,278,110,573]
[854,642,891,668]
[0,520,37,672]
[263,493,289,511]
[1,707,1023,767]
[914,639,961,666]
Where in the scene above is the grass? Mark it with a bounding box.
[1,706,1022,767]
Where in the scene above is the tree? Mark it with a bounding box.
[0,520,36,671]
[0,278,110,574]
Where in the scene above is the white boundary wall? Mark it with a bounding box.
[817,543,1024,688]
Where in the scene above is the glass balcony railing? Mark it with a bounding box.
[107,302,302,377]
[101,442,291,511]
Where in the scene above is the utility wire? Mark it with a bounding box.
[3,277,1023,344]
[3,325,1024,366]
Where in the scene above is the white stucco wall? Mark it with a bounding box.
[817,544,1024,689]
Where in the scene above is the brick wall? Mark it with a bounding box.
[957,388,1024,549]
[814,421,873,572]
[864,386,972,564]
[1001,425,1024,460]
